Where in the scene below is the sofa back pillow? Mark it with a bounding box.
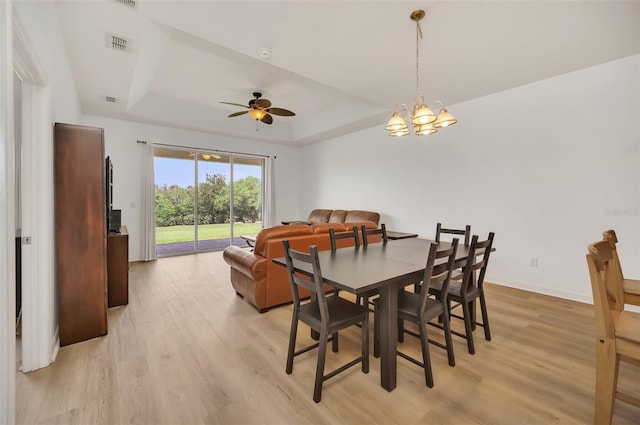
[345,210,380,225]
[328,210,348,223]
[254,225,313,257]
[310,223,346,234]
[307,209,333,224]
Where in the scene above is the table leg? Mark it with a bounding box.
[378,284,398,392]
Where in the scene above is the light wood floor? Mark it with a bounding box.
[16,251,640,424]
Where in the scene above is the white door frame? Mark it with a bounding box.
[0,1,16,423]
[13,9,56,372]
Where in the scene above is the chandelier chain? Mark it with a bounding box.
[415,19,423,99]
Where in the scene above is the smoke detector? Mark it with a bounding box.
[257,47,271,60]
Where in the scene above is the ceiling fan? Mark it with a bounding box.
[220,92,295,125]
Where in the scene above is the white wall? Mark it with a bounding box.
[82,115,303,261]
[13,0,81,123]
[12,0,83,370]
[300,54,640,303]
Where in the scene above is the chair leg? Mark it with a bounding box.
[479,289,491,341]
[419,320,434,388]
[461,299,476,355]
[362,313,369,373]
[332,332,339,353]
[594,341,619,425]
[441,309,456,367]
[286,314,298,374]
[398,318,404,343]
[373,301,380,358]
[313,327,329,403]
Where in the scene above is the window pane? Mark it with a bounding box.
[154,148,195,256]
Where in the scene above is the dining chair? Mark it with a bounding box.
[282,240,369,403]
[586,240,640,424]
[361,223,388,246]
[429,232,494,355]
[373,239,459,387]
[436,223,471,246]
[357,224,389,310]
[436,223,471,279]
[329,226,375,310]
[602,229,640,306]
[329,226,360,251]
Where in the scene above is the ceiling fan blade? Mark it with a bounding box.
[266,107,296,117]
[255,98,271,108]
[260,113,273,125]
[220,102,250,108]
[228,111,249,118]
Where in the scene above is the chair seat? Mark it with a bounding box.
[430,280,480,301]
[612,310,640,345]
[624,278,640,306]
[299,296,368,331]
[624,278,640,296]
[397,291,445,321]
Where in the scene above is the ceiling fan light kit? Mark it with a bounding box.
[221,92,295,127]
[385,9,457,137]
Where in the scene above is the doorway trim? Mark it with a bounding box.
[13,10,56,373]
[1,1,16,423]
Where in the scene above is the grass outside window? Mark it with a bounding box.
[156,222,262,244]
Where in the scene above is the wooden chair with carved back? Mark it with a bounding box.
[602,229,640,306]
[586,240,640,424]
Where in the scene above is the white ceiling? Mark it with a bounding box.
[53,0,640,146]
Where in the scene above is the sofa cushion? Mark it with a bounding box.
[307,209,333,224]
[311,223,346,234]
[345,210,380,225]
[254,224,313,257]
[344,220,378,231]
[328,210,348,223]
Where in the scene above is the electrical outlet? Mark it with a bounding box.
[530,258,538,268]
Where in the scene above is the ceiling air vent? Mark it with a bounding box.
[108,34,128,52]
[112,0,136,9]
[105,96,117,103]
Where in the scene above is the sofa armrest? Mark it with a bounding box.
[223,246,267,281]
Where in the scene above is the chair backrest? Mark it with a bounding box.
[602,229,625,282]
[282,240,329,322]
[361,223,387,246]
[419,238,459,311]
[436,223,471,246]
[329,226,360,251]
[586,242,618,343]
[459,232,494,295]
[588,240,625,312]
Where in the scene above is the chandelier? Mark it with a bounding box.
[385,10,457,137]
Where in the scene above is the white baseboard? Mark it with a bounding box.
[486,277,592,305]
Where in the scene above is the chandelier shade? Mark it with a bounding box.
[385,9,457,137]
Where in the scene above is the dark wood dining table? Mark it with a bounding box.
[273,237,482,392]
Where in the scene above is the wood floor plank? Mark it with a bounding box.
[16,251,640,424]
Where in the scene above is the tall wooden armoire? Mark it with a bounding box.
[54,123,108,346]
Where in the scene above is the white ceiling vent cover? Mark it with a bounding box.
[112,0,136,9]
[106,34,131,52]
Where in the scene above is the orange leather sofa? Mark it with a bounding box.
[223,210,380,312]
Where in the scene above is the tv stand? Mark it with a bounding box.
[107,225,129,307]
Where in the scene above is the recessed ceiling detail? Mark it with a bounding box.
[52,1,640,146]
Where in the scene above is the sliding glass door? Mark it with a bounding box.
[154,147,263,256]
